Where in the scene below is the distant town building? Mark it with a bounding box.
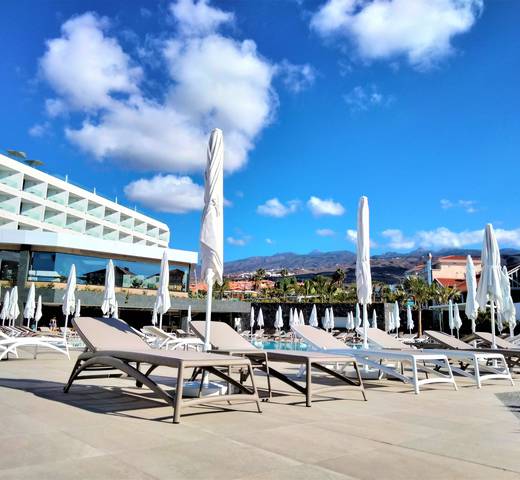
[407,255,483,295]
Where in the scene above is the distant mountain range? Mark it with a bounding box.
[223,248,520,284]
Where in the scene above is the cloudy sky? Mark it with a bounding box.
[2,0,519,260]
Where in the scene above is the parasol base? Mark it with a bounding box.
[181,380,228,398]
[343,366,385,380]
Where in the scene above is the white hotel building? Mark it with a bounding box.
[0,153,198,324]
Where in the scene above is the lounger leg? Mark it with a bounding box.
[197,369,205,398]
[423,361,429,379]
[247,363,262,413]
[353,361,367,402]
[474,358,482,389]
[173,364,185,424]
[63,358,83,393]
[445,359,458,391]
[263,353,272,400]
[412,358,419,395]
[306,359,312,407]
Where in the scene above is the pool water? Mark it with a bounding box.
[253,340,309,351]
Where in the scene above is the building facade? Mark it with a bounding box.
[0,154,198,326]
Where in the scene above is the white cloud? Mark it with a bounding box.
[278,60,317,93]
[382,229,416,250]
[265,238,274,244]
[227,235,250,246]
[39,13,142,110]
[307,196,345,216]
[124,174,204,214]
[343,85,392,112]
[317,228,335,237]
[45,98,67,117]
[346,229,357,243]
[257,198,299,218]
[414,227,482,249]
[495,228,520,248]
[381,226,520,250]
[170,0,234,36]
[310,0,483,69]
[441,198,478,213]
[346,228,378,247]
[162,34,275,172]
[39,7,277,175]
[28,122,50,137]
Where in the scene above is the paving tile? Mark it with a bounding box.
[400,429,520,473]
[0,431,104,471]
[229,423,382,464]
[317,443,520,480]
[240,463,358,480]
[115,437,299,480]
[0,455,158,480]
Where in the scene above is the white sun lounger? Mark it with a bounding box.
[141,325,204,351]
[422,330,514,387]
[0,329,69,360]
[292,325,458,394]
[363,328,514,389]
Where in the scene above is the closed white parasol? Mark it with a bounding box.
[309,304,318,327]
[476,224,503,349]
[23,283,36,328]
[465,255,479,334]
[154,250,171,330]
[1,290,10,326]
[406,305,414,333]
[200,129,224,352]
[35,295,42,329]
[8,287,20,327]
[101,260,118,319]
[356,196,372,349]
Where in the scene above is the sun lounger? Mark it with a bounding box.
[293,325,458,394]
[398,330,514,388]
[460,331,520,371]
[64,317,261,423]
[141,325,203,350]
[0,327,69,360]
[190,320,366,406]
[464,331,520,351]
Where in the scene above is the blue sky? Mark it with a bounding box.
[2,0,519,261]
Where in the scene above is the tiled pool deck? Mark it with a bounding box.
[0,351,519,479]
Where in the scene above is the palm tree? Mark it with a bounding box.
[298,279,316,299]
[280,268,289,278]
[431,284,461,305]
[332,268,346,286]
[252,268,266,291]
[213,278,230,299]
[277,276,297,299]
[402,275,432,336]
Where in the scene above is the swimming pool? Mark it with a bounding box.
[252,340,309,351]
[252,340,367,351]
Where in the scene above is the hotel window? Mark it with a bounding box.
[28,251,189,292]
[0,250,20,283]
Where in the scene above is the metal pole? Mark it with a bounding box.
[202,270,215,388]
[363,303,368,349]
[203,269,214,352]
[490,301,497,349]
